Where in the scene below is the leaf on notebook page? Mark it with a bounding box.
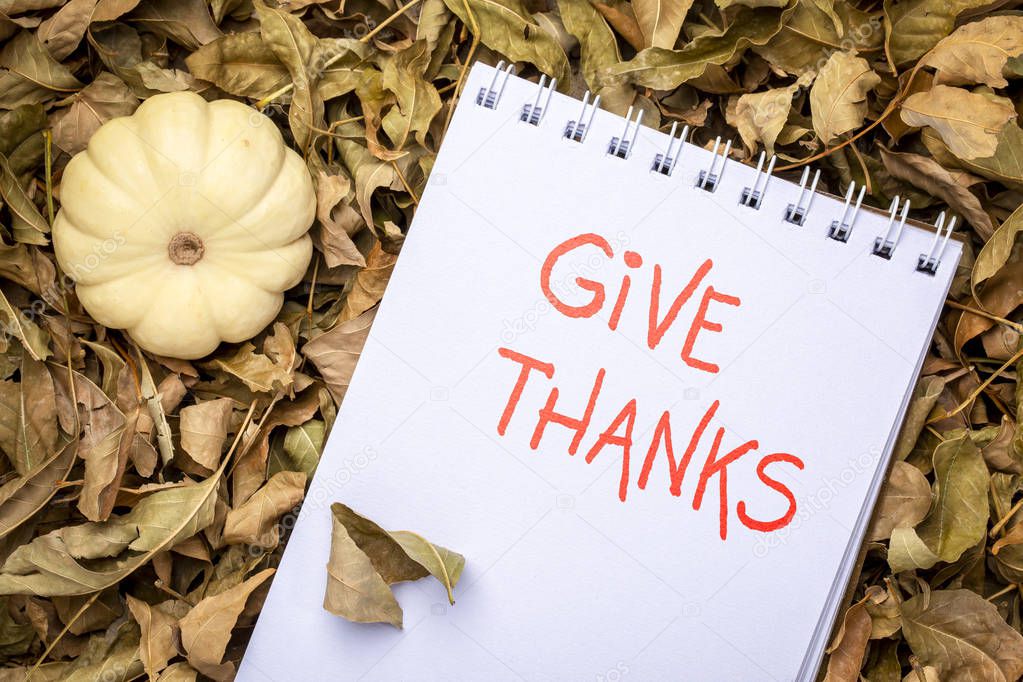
[901,86,1015,160]
[324,504,405,628]
[325,503,466,627]
[179,568,275,679]
[902,590,1023,682]
[389,530,466,604]
[809,51,881,145]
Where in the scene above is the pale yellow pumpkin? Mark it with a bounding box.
[53,91,314,359]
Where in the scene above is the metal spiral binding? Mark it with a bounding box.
[652,122,688,176]
[564,91,601,143]
[607,106,644,159]
[521,75,557,126]
[917,212,955,275]
[476,61,514,110]
[785,167,821,225]
[739,152,776,209]
[827,182,866,243]
[503,75,955,276]
[697,137,731,192]
[872,197,910,259]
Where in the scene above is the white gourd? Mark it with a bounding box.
[53,91,315,360]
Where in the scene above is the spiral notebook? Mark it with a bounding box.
[240,62,960,681]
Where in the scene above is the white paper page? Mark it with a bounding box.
[239,63,960,682]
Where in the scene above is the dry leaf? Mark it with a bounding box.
[126,595,188,679]
[825,598,872,682]
[179,397,234,472]
[222,470,306,548]
[304,308,376,403]
[902,590,1023,681]
[809,51,881,145]
[179,568,274,679]
[901,85,1015,160]
[867,461,932,542]
[923,16,1023,88]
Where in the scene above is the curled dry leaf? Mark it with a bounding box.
[732,82,799,156]
[631,0,692,49]
[222,470,306,548]
[179,568,274,680]
[179,397,235,472]
[824,598,872,682]
[923,15,1023,88]
[324,503,465,627]
[601,5,793,90]
[809,51,881,146]
[126,594,189,680]
[902,590,1023,682]
[304,308,376,403]
[901,85,1016,161]
[866,461,932,542]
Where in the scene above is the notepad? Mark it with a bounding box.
[239,62,961,682]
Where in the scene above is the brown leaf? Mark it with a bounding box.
[867,461,932,542]
[303,308,376,403]
[179,568,274,680]
[323,505,404,628]
[923,16,1023,88]
[824,598,872,682]
[222,470,306,548]
[36,0,97,61]
[632,0,692,49]
[179,397,234,472]
[901,86,1015,161]
[809,51,881,145]
[126,595,188,679]
[0,355,57,474]
[878,147,996,239]
[51,72,138,156]
[312,170,366,268]
[902,589,1023,681]
[340,241,395,322]
[184,32,290,99]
